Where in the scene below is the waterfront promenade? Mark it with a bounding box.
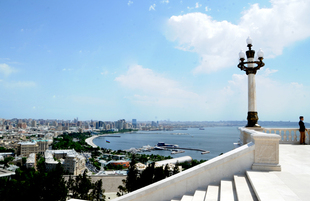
[85,135,99,148]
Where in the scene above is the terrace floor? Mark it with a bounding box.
[248,144,310,201]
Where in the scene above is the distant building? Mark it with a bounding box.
[26,153,36,169]
[31,120,36,127]
[0,168,15,179]
[115,119,126,130]
[17,141,38,157]
[45,149,86,175]
[132,119,137,128]
[17,140,52,156]
[36,140,50,155]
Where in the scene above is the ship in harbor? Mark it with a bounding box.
[156,142,179,149]
[171,149,185,154]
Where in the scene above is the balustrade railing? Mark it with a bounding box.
[262,128,309,144]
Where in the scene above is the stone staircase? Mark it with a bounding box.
[170,171,262,201]
[170,167,306,201]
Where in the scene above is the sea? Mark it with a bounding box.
[93,127,243,161]
[92,123,299,161]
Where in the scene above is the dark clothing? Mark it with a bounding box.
[299,120,306,144]
[299,120,306,132]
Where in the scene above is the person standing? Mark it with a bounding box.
[299,116,307,144]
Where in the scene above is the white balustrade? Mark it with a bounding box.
[261,128,310,144]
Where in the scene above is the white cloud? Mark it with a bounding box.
[128,1,133,6]
[0,63,17,76]
[262,68,278,76]
[166,0,310,74]
[195,2,201,8]
[218,68,310,120]
[161,0,169,3]
[205,6,209,11]
[115,65,202,108]
[149,4,156,11]
[114,65,310,120]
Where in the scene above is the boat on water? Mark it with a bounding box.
[157,142,179,148]
[171,149,185,154]
[154,146,165,150]
[201,151,210,155]
[199,127,205,130]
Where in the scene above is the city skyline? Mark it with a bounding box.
[1,0,310,122]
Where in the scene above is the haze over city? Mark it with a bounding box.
[1,0,310,122]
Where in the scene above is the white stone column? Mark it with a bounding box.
[245,51,260,127]
[247,57,256,112]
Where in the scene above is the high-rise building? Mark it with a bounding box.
[31,120,36,127]
[132,119,137,128]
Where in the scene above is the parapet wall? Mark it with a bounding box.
[112,127,281,201]
[113,142,255,201]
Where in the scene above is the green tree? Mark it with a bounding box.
[173,163,180,175]
[138,162,155,188]
[153,166,166,183]
[71,170,93,200]
[89,179,105,201]
[125,154,139,192]
[117,179,128,197]
[164,164,170,177]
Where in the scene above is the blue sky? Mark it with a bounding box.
[1,0,310,122]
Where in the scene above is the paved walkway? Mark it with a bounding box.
[278,144,310,200]
[85,135,98,148]
[249,144,310,201]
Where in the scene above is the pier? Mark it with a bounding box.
[161,146,210,154]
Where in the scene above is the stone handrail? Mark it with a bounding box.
[239,127,281,171]
[112,143,255,201]
[262,128,310,144]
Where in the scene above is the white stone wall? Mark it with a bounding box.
[113,143,255,201]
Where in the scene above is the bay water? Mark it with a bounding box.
[92,127,241,161]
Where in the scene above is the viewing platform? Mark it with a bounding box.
[112,127,310,201]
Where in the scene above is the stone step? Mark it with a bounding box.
[205,185,219,201]
[220,180,235,201]
[181,195,193,201]
[233,175,257,201]
[192,190,206,201]
[246,171,301,201]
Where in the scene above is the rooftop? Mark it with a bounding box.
[18,141,36,145]
[0,168,15,178]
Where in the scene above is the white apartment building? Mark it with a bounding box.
[45,149,86,175]
[26,153,36,169]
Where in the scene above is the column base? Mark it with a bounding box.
[246,112,260,127]
[252,163,281,171]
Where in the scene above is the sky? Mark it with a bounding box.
[1,0,310,122]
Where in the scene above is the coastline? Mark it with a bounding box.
[85,135,99,148]
[85,133,124,148]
